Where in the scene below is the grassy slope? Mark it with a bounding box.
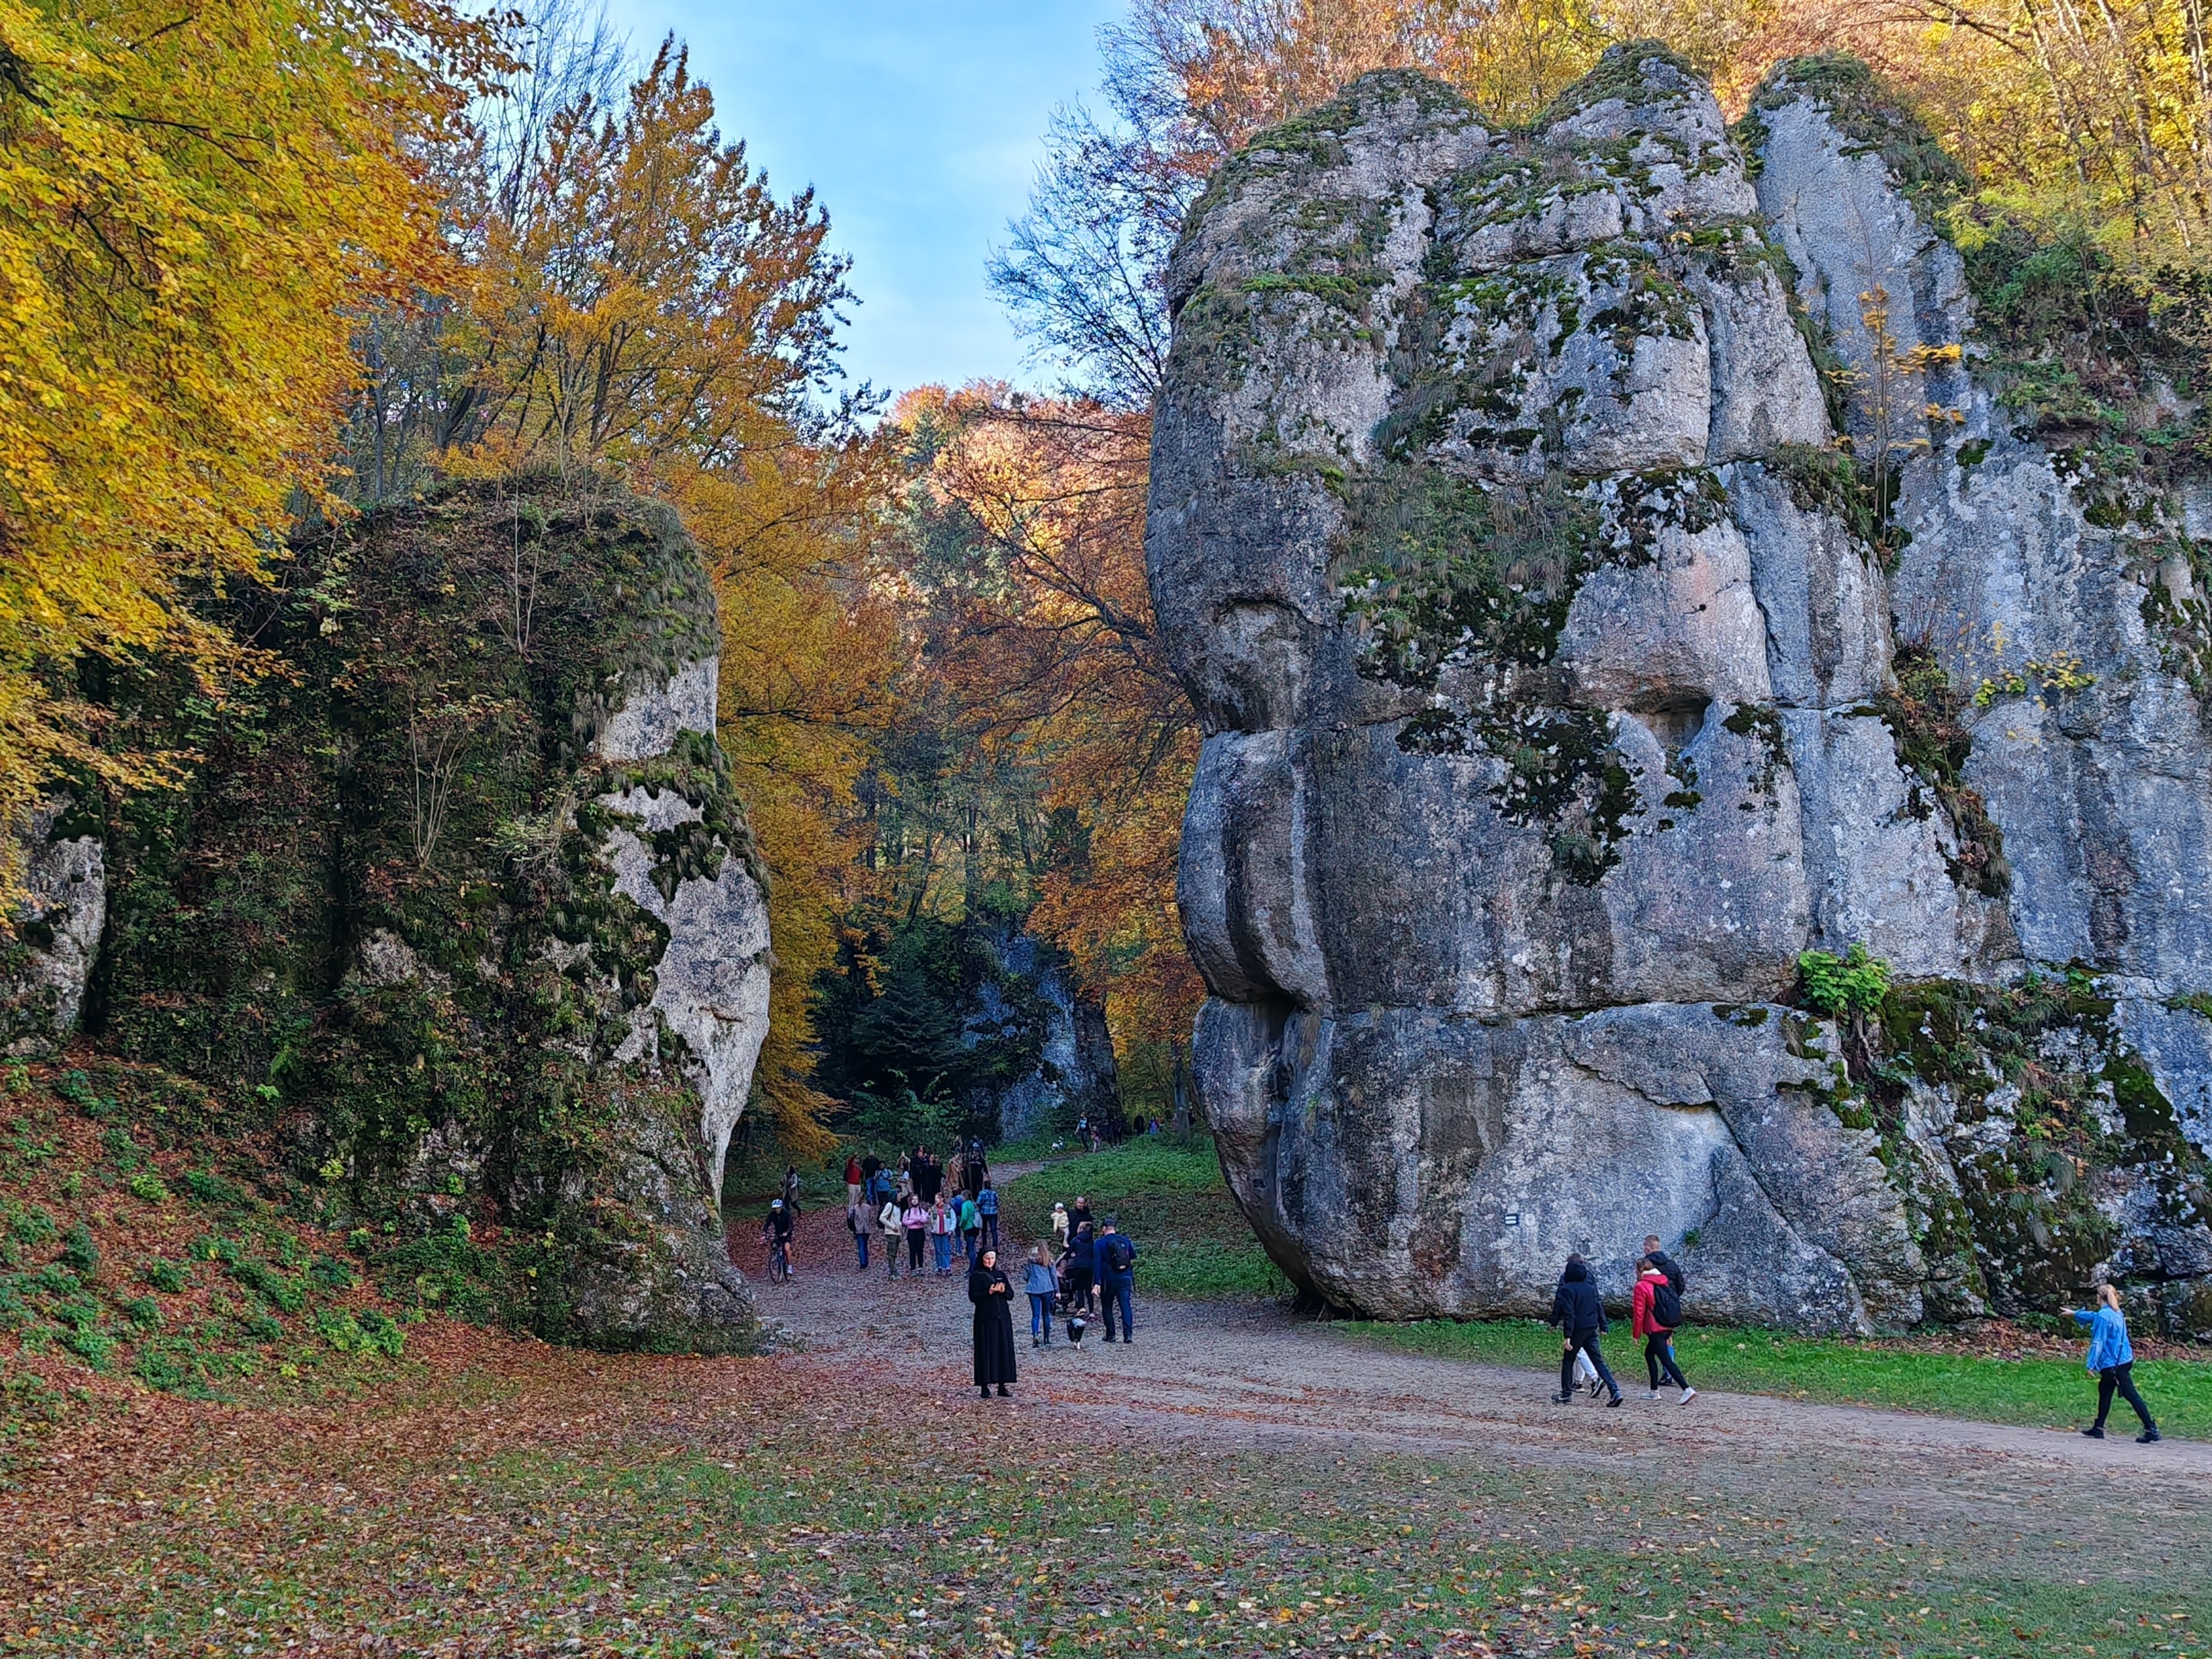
[1346,1317,2212,1439]
[0,1058,419,1465]
[998,1141,1294,1299]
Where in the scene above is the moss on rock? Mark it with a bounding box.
[84,475,761,1354]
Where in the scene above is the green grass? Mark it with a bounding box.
[14,1346,2210,1656]
[1346,1317,2212,1439]
[999,1141,1295,1300]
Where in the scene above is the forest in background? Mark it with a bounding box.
[5,0,2212,1166]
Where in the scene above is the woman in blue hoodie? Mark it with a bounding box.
[2068,1283,2161,1443]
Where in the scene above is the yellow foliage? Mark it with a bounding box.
[0,0,496,886]
[452,38,897,1151]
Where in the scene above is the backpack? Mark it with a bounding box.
[1102,1235,1134,1274]
[1651,1278,1684,1330]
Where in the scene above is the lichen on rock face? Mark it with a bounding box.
[1154,43,2212,1333]
[82,475,769,1353]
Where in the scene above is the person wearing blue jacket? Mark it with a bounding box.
[1548,1255,1621,1406]
[1023,1244,1060,1346]
[2069,1283,2161,1442]
[1094,1219,1139,1343]
[978,1179,1001,1253]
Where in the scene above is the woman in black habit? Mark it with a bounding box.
[969,1247,1017,1398]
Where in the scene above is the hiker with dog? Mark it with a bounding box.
[1024,1243,1059,1346]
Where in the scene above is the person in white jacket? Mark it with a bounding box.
[879,1194,905,1279]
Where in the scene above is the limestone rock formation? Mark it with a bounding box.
[81,478,771,1352]
[1152,47,2212,1333]
[0,801,106,1056]
[961,922,1120,1141]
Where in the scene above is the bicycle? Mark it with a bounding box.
[765,1232,792,1283]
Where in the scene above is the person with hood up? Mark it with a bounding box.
[1548,1255,1621,1406]
[2069,1283,2161,1442]
[970,1247,1018,1397]
[1631,1254,1694,1402]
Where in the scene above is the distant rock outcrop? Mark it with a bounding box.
[1151,46,2212,1333]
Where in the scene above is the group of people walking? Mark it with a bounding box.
[839,1144,1001,1279]
[1548,1237,1697,1408]
[965,1191,1142,1399]
[1549,1240,2164,1445]
[788,1149,2173,1444]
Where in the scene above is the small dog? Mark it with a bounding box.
[1066,1312,1088,1348]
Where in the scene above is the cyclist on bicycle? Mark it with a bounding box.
[763,1198,796,1280]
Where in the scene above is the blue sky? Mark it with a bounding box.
[601,0,1124,398]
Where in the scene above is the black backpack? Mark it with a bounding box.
[1103,1235,1134,1273]
[1651,1279,1684,1330]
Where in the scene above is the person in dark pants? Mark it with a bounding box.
[1094,1219,1138,1342]
[970,1247,1018,1397]
[1631,1255,1694,1402]
[1548,1256,1621,1406]
[2070,1283,2161,1442]
[978,1178,1000,1252]
[1065,1215,1095,1318]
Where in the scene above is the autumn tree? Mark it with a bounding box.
[0,0,499,892]
[437,35,899,1154]
[892,385,1202,1080]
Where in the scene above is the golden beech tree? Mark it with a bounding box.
[453,36,900,1151]
[0,0,499,890]
[894,385,1203,1061]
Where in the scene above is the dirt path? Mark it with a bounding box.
[734,1197,2212,1580]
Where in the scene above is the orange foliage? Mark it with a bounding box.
[894,386,1202,1050]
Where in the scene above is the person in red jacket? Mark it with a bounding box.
[844,1153,863,1207]
[1631,1254,1696,1403]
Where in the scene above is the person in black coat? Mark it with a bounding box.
[1548,1255,1621,1406]
[969,1248,1018,1397]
